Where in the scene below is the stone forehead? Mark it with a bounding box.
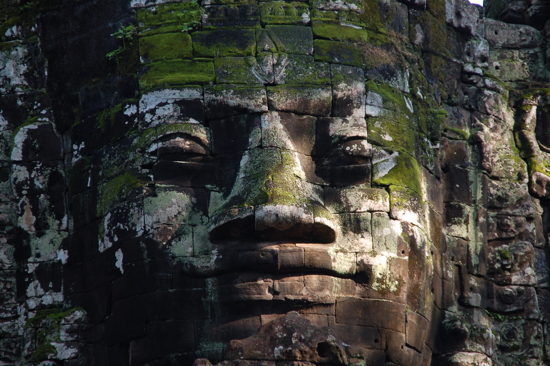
[134,0,412,92]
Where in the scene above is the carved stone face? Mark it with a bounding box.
[97,60,435,363]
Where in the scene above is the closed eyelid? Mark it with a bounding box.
[147,134,209,157]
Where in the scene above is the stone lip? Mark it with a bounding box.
[224,311,349,364]
[180,244,356,278]
[208,205,337,244]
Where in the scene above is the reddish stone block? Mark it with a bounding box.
[335,297,406,332]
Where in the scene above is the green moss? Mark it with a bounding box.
[373,153,422,195]
[443,125,470,140]
[313,39,364,67]
[0,1,81,40]
[0,40,19,52]
[192,29,256,57]
[156,123,209,143]
[12,116,39,138]
[518,88,550,101]
[10,116,41,153]
[98,103,123,131]
[32,343,56,363]
[26,307,83,328]
[358,0,384,33]
[279,54,331,85]
[427,108,447,141]
[484,309,521,322]
[368,117,416,154]
[527,157,550,176]
[365,80,410,113]
[259,2,311,25]
[139,32,192,63]
[98,170,148,216]
[311,21,369,42]
[214,57,261,84]
[139,60,214,89]
[136,1,202,30]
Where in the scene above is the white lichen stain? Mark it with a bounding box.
[115,249,124,274]
[72,142,85,164]
[381,133,393,141]
[27,262,39,273]
[0,45,29,93]
[404,96,414,112]
[11,124,38,161]
[373,151,399,179]
[52,342,78,360]
[140,88,202,127]
[99,213,113,252]
[274,345,284,359]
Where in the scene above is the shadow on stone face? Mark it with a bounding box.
[195,312,350,366]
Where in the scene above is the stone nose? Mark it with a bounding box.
[209,204,336,243]
[209,111,338,243]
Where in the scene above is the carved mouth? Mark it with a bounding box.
[180,244,359,279]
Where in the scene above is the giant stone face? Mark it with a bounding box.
[5,0,550,365]
[102,11,436,363]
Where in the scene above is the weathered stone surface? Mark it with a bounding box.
[445,0,479,36]
[259,2,311,25]
[202,5,261,29]
[4,1,550,365]
[484,19,543,49]
[336,297,406,332]
[267,85,332,116]
[224,312,348,363]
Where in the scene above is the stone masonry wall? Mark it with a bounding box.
[0,0,549,365]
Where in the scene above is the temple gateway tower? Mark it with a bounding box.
[0,0,549,365]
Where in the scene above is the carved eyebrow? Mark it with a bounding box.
[155,123,210,146]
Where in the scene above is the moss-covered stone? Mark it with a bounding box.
[192,29,256,57]
[98,170,148,217]
[214,56,262,84]
[367,116,416,154]
[313,39,363,67]
[373,153,422,196]
[310,0,365,26]
[277,54,331,85]
[365,80,411,114]
[259,1,311,25]
[136,1,202,31]
[139,60,215,89]
[267,85,332,116]
[262,25,313,54]
[139,32,192,63]
[202,4,260,29]
[311,20,369,42]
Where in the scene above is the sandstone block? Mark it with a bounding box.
[267,85,332,116]
[205,85,267,120]
[335,297,406,332]
[202,5,260,29]
[193,29,256,57]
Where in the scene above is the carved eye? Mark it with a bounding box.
[148,134,210,162]
[316,138,372,187]
[148,133,215,187]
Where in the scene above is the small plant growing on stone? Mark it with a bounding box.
[106,24,137,62]
[181,20,200,33]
